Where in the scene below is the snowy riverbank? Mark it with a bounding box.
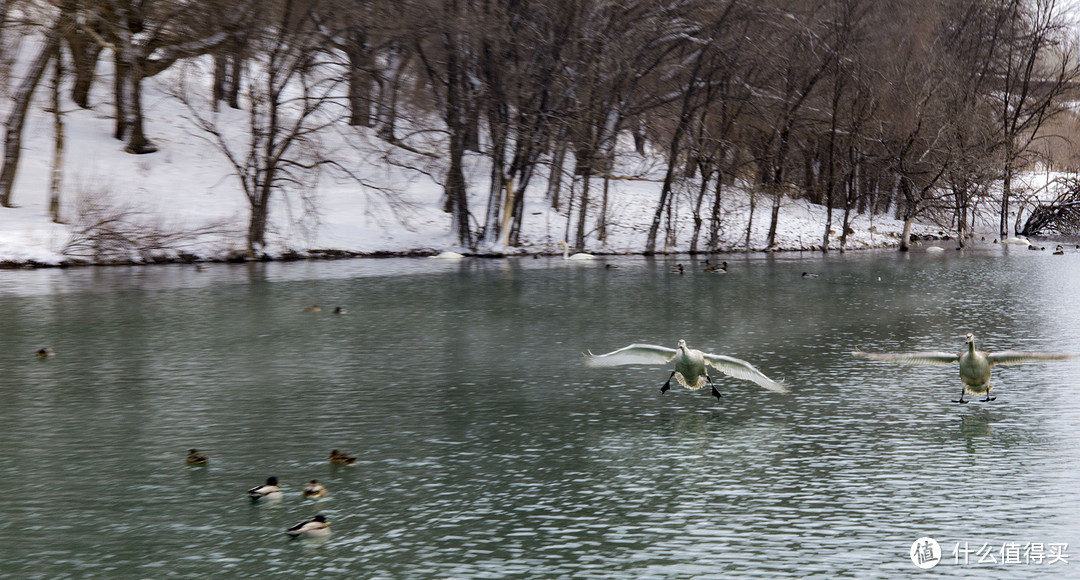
[0,55,953,267]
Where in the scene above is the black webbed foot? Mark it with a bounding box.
[980,396,996,402]
[660,383,670,394]
[952,399,968,404]
[711,386,722,401]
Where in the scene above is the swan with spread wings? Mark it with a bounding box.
[584,340,787,400]
[853,333,1073,403]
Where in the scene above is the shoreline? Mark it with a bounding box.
[0,234,970,270]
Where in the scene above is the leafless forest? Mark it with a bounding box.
[3,0,1080,255]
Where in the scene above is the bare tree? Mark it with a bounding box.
[182,0,344,255]
[0,18,59,207]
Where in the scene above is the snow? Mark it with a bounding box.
[0,47,949,267]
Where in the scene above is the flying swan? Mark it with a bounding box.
[852,333,1073,403]
[584,340,788,400]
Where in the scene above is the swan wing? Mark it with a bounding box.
[583,344,678,367]
[702,353,788,393]
[852,350,960,365]
[986,351,1074,365]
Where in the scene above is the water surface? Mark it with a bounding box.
[1,246,1079,578]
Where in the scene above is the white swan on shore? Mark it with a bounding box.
[1002,237,1030,246]
[558,241,597,261]
[430,251,465,260]
[584,339,787,400]
[853,333,1073,403]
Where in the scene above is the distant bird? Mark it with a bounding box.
[328,449,357,466]
[248,476,283,501]
[1002,237,1030,246]
[801,272,819,278]
[558,241,596,261]
[303,305,322,312]
[185,449,209,465]
[852,333,1074,403]
[605,263,620,269]
[333,306,347,314]
[194,264,208,272]
[430,251,465,260]
[672,264,685,274]
[704,261,727,273]
[926,246,945,253]
[584,340,788,400]
[1054,245,1065,255]
[36,347,55,357]
[286,514,330,538]
[302,480,328,499]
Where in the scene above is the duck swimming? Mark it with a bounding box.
[302,480,328,499]
[584,340,787,400]
[248,476,284,501]
[853,333,1073,403]
[185,449,209,465]
[328,449,357,465]
[286,514,330,537]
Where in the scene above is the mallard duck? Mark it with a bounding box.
[248,476,283,501]
[302,480,328,499]
[801,272,819,278]
[672,264,685,274]
[303,305,322,312]
[36,347,55,357]
[286,514,330,537]
[1054,245,1065,255]
[333,306,347,314]
[584,340,788,400]
[704,261,727,273]
[328,449,357,465]
[185,449,209,465]
[853,333,1074,403]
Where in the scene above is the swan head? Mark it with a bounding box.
[676,339,688,350]
[964,333,975,345]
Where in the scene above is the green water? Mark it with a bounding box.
[1,248,1079,578]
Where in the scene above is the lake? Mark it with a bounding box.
[1,245,1079,578]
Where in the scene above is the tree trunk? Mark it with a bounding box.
[900,215,913,251]
[444,39,471,247]
[345,29,374,127]
[573,168,591,250]
[248,198,269,255]
[212,52,226,111]
[598,174,610,242]
[66,27,102,109]
[708,169,724,252]
[123,64,157,154]
[113,51,130,141]
[689,170,710,254]
[49,51,64,222]
[547,139,567,209]
[1000,153,1012,237]
[0,28,58,207]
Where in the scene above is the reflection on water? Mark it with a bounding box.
[1,249,1080,577]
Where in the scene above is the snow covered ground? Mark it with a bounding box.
[0,50,957,266]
